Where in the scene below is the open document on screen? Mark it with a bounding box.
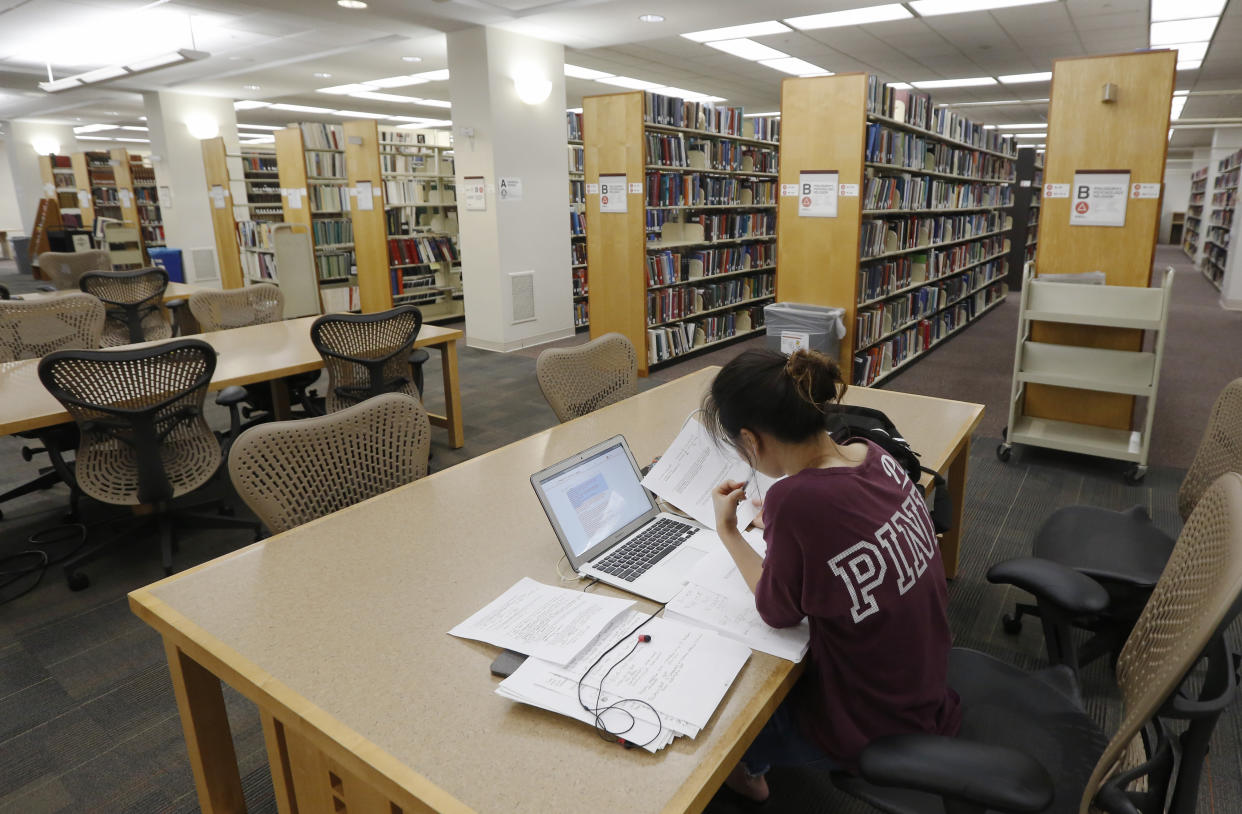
[540,443,652,556]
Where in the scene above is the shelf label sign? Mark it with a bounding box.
[1070,170,1129,228]
[586,183,600,195]
[355,181,373,211]
[209,185,227,209]
[498,177,523,202]
[464,176,486,211]
[119,188,133,209]
[839,183,859,198]
[77,190,91,209]
[1043,183,1070,198]
[780,184,799,197]
[600,174,627,213]
[798,170,838,218]
[1131,182,1161,199]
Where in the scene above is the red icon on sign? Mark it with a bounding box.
[801,196,812,206]
[601,195,609,205]
[1075,201,1089,214]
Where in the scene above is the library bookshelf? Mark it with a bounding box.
[129,155,165,253]
[38,154,85,229]
[568,110,588,330]
[236,146,284,285]
[777,73,1016,387]
[1184,166,1208,261]
[1006,148,1042,288]
[1204,148,1240,292]
[583,90,781,375]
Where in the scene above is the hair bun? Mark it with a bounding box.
[785,349,846,410]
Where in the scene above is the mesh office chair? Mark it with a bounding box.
[38,339,258,588]
[188,283,284,330]
[990,378,1242,675]
[536,332,638,423]
[0,293,105,521]
[310,305,428,413]
[228,392,430,535]
[80,267,171,346]
[0,283,9,299]
[37,249,111,290]
[833,472,1242,814]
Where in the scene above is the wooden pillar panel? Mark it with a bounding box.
[109,149,141,229]
[775,74,869,373]
[343,118,392,314]
[1027,51,1176,429]
[70,153,94,228]
[275,128,313,234]
[201,137,245,289]
[583,92,647,373]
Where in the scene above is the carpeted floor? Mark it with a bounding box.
[0,243,1239,813]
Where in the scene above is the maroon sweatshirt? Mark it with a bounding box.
[755,440,961,769]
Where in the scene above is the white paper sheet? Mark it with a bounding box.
[449,577,633,666]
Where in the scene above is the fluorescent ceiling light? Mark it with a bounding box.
[120,126,148,131]
[888,82,914,89]
[1150,0,1226,22]
[402,56,423,63]
[338,0,367,8]
[76,65,130,83]
[114,137,149,143]
[126,52,190,71]
[40,77,80,92]
[350,90,422,103]
[238,124,283,130]
[1013,133,1044,138]
[74,123,116,133]
[760,57,832,76]
[318,83,374,94]
[335,110,390,118]
[1177,59,1203,70]
[565,64,615,80]
[909,0,1057,14]
[705,39,789,61]
[994,122,1046,128]
[656,86,726,102]
[414,98,452,108]
[270,103,336,113]
[1165,41,1209,61]
[407,69,449,81]
[1150,18,1218,45]
[386,115,431,122]
[983,124,996,129]
[397,119,451,129]
[39,49,209,93]
[639,13,664,22]
[566,107,584,113]
[368,75,429,88]
[911,76,997,88]
[682,21,791,42]
[1174,89,1190,96]
[743,111,780,117]
[595,76,665,90]
[1171,96,1188,118]
[785,4,912,29]
[75,135,117,141]
[234,100,271,110]
[998,71,1052,83]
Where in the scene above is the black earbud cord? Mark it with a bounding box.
[576,605,665,749]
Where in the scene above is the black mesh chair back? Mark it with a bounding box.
[310,305,423,413]
[0,283,9,300]
[80,267,170,346]
[37,339,221,506]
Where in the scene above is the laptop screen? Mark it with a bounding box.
[537,440,653,557]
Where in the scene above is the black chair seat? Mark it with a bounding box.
[1032,505,1175,588]
[832,648,1108,814]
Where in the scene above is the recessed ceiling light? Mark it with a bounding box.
[243,84,261,91]
[120,126,148,131]
[350,90,421,103]
[759,57,832,76]
[335,109,388,118]
[682,21,791,42]
[595,75,666,90]
[139,116,147,121]
[565,64,615,80]
[1177,60,1203,70]
[234,100,271,110]
[318,83,374,94]
[1171,96,1188,118]
[911,76,998,88]
[1013,133,1045,138]
[270,103,336,114]
[785,4,912,30]
[368,75,428,88]
[1150,0,1226,22]
[314,72,332,78]
[638,13,664,22]
[705,38,789,61]
[998,71,1052,83]
[908,0,1056,15]
[415,98,452,108]
[656,86,726,102]
[238,124,283,130]
[888,82,913,89]
[1165,41,1209,61]
[402,56,423,63]
[407,69,449,81]
[337,0,367,8]
[1150,17,1218,45]
[742,111,780,117]
[994,122,1046,128]
[74,123,116,133]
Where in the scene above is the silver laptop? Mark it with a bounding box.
[531,435,716,603]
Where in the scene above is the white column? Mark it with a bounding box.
[446,26,574,352]
[4,120,79,235]
[143,91,240,287]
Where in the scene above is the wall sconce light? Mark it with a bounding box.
[31,136,61,155]
[185,114,220,139]
[513,65,552,105]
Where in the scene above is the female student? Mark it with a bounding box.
[703,348,960,802]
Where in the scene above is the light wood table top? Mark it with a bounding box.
[129,368,982,814]
[0,316,464,436]
[18,280,209,303]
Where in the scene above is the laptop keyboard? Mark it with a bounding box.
[595,518,700,582]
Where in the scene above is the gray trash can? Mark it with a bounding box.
[764,302,846,359]
[12,237,32,277]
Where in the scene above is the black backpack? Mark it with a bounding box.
[823,404,953,534]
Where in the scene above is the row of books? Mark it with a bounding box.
[646,305,766,365]
[865,125,1015,181]
[645,244,776,287]
[302,123,344,151]
[135,187,159,204]
[310,184,350,214]
[567,111,584,142]
[320,284,361,313]
[572,267,588,297]
[655,212,776,244]
[574,301,589,327]
[569,145,584,173]
[1216,148,1242,177]
[317,252,355,281]
[241,251,277,283]
[1210,208,1234,227]
[1206,226,1231,248]
[388,235,459,266]
[646,133,779,174]
[645,172,775,207]
[312,218,353,246]
[241,155,278,173]
[1211,189,1237,209]
[384,180,457,206]
[863,174,1012,212]
[53,174,75,189]
[306,152,346,179]
[130,165,156,186]
[141,225,165,245]
[94,188,119,204]
[570,210,586,237]
[570,179,584,204]
[646,273,775,326]
[857,241,1006,305]
[379,130,433,146]
[865,77,1016,156]
[572,242,587,265]
[644,93,746,138]
[238,220,276,250]
[860,210,1008,259]
[381,153,435,175]
[748,116,780,143]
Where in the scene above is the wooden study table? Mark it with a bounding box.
[0,316,465,448]
[128,368,981,814]
[18,280,209,303]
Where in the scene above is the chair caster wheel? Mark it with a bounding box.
[1001,426,1007,441]
[996,444,1012,463]
[1123,465,1147,485]
[1002,614,1023,634]
[66,572,90,591]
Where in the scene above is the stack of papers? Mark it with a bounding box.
[497,610,751,752]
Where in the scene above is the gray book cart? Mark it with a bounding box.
[997,263,1175,483]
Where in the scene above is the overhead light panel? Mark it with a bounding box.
[335,110,390,118]
[595,75,666,90]
[270,103,336,114]
[407,69,449,81]
[785,4,912,29]
[911,76,998,88]
[994,122,1047,129]
[74,123,116,133]
[1177,60,1203,70]
[350,90,423,103]
[39,49,208,93]
[238,124,283,131]
[681,21,791,42]
[760,57,832,76]
[368,75,429,88]
[888,82,914,89]
[119,126,148,131]
[414,98,452,108]
[565,64,615,80]
[234,100,271,110]
[1171,96,1188,118]
[1013,133,1045,138]
[909,0,1056,15]
[656,86,726,102]
[76,65,130,83]
[704,39,789,60]
[998,71,1052,83]
[1150,0,1226,22]
[742,111,780,118]
[318,83,375,95]
[1150,18,1219,45]
[1166,41,1209,61]
[114,137,149,143]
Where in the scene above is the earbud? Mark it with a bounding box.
[638,634,652,643]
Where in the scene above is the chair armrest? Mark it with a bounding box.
[215,386,248,406]
[987,556,1110,615]
[35,284,57,292]
[859,734,1053,814]
[409,348,430,365]
[165,298,187,310]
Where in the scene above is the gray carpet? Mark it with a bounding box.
[0,243,1240,813]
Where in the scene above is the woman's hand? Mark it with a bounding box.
[712,479,748,534]
[749,493,765,529]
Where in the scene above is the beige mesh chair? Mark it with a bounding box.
[535,332,638,423]
[37,250,111,290]
[188,283,284,331]
[310,305,427,414]
[228,392,430,534]
[833,472,1242,814]
[80,267,171,346]
[991,377,1242,674]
